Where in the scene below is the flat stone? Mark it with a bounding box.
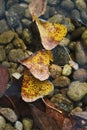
[0,0,5,18]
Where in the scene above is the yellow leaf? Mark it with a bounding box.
[33,15,67,50]
[20,49,53,81]
[21,70,54,102]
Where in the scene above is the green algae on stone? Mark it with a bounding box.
[0,31,15,44]
[51,93,73,112]
[22,118,33,130]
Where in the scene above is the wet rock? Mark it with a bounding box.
[73,68,87,82]
[0,115,6,130]
[82,29,87,47]
[61,0,74,10]
[71,26,86,40]
[25,8,31,18]
[22,28,32,43]
[49,64,62,79]
[52,46,70,66]
[17,65,24,73]
[49,14,64,24]
[0,46,6,62]
[0,0,5,18]
[5,10,21,28]
[6,4,26,19]
[71,9,80,20]
[22,118,33,130]
[21,19,32,27]
[59,37,70,46]
[62,64,72,76]
[63,18,75,32]
[6,0,19,9]
[47,0,58,5]
[5,43,14,54]
[8,49,26,62]
[53,76,71,87]
[67,81,87,101]
[14,121,23,130]
[2,61,11,68]
[75,0,86,11]
[4,123,15,130]
[0,107,18,123]
[70,107,82,115]
[81,10,87,22]
[75,42,87,65]
[0,19,9,34]
[51,93,73,112]
[0,31,15,44]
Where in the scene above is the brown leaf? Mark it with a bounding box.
[46,99,70,130]
[62,118,73,130]
[29,104,58,130]
[29,0,47,17]
[0,65,10,97]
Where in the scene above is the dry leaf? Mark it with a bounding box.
[20,49,53,81]
[21,70,54,102]
[29,104,58,130]
[29,0,47,17]
[33,15,67,50]
[46,99,69,130]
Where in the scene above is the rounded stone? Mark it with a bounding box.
[51,93,73,112]
[14,121,23,130]
[67,81,87,101]
[22,118,33,130]
[62,64,72,76]
[0,115,6,129]
[75,0,86,11]
[53,76,71,87]
[49,64,62,79]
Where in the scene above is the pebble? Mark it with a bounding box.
[0,107,18,123]
[52,45,70,66]
[51,93,73,112]
[22,118,33,130]
[75,42,87,65]
[14,121,23,130]
[0,0,5,18]
[67,81,87,101]
[47,0,58,5]
[4,123,15,130]
[62,64,72,76]
[0,46,6,62]
[75,0,86,11]
[0,19,9,34]
[49,64,62,79]
[8,49,26,62]
[53,76,71,88]
[73,68,87,82]
[61,0,74,10]
[0,115,6,130]
[0,30,15,44]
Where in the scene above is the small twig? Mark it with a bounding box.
[41,98,62,113]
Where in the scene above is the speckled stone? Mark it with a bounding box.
[67,81,87,101]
